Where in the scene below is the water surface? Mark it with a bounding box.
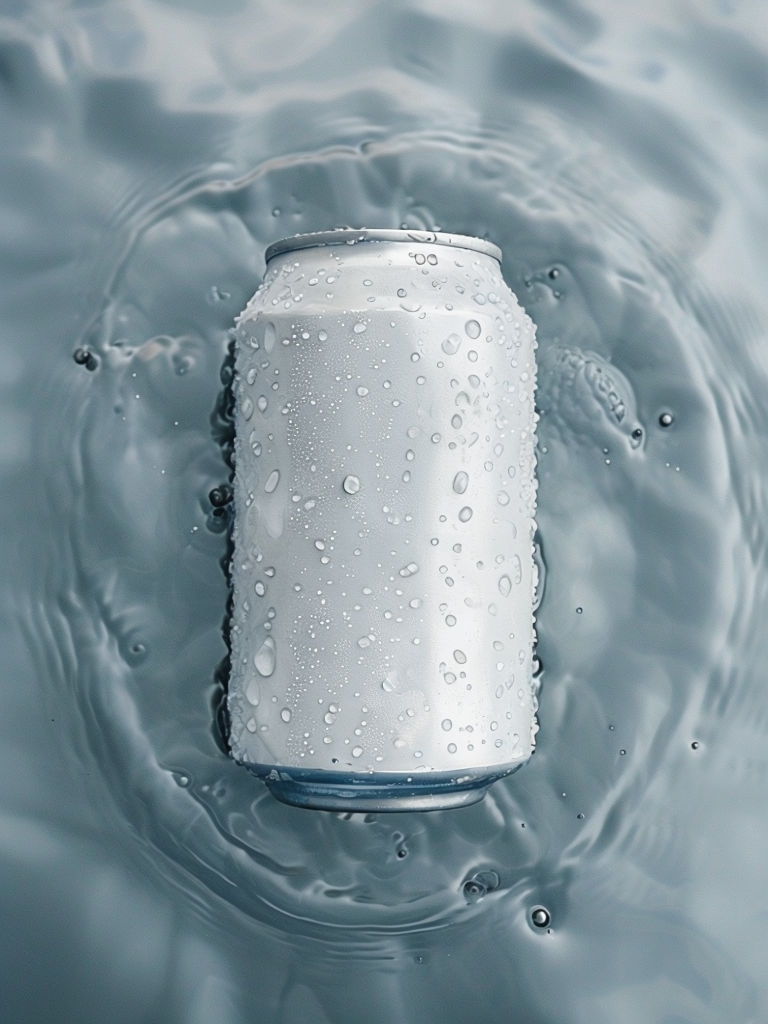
[2,2,767,1022]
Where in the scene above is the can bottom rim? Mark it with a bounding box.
[242,761,526,812]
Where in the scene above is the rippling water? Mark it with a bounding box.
[2,2,767,1021]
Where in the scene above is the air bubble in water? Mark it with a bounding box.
[462,869,500,904]
[531,907,551,928]
[452,471,469,494]
[343,475,361,494]
[254,637,276,677]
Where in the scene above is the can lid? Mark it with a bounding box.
[264,228,502,264]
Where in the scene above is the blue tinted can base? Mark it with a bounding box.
[244,762,526,812]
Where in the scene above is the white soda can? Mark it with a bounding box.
[228,229,538,811]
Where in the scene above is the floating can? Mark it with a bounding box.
[228,229,538,811]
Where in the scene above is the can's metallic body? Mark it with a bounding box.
[229,229,538,811]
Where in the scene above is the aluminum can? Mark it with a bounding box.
[228,229,538,811]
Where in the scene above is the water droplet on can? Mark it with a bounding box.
[343,474,361,494]
[254,636,276,677]
[452,471,469,494]
[464,319,481,339]
[264,469,280,493]
[458,506,473,523]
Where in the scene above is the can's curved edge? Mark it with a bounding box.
[264,228,502,265]
[240,760,526,812]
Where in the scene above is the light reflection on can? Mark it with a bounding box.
[228,229,538,811]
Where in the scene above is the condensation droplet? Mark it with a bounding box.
[352,746,363,757]
[441,333,462,355]
[356,386,369,397]
[254,636,276,677]
[343,475,361,495]
[280,708,292,723]
[452,471,469,494]
[453,649,467,665]
[257,395,268,413]
[254,580,266,597]
[353,322,367,334]
[465,319,481,339]
[498,575,512,597]
[264,469,280,493]
[441,719,452,732]
[241,396,254,421]
[458,506,473,523]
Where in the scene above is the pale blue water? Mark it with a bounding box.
[2,2,767,1022]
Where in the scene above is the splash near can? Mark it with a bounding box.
[228,229,538,811]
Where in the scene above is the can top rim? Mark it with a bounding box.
[264,229,502,264]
